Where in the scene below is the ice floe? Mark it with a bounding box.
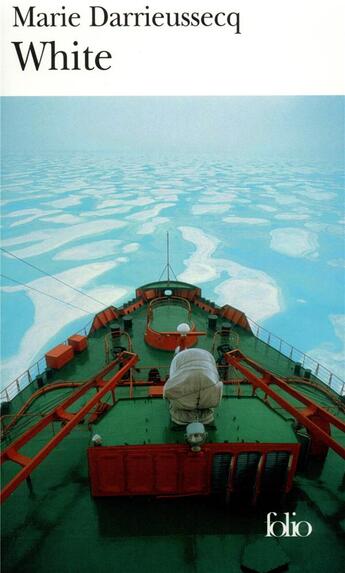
[1,262,131,384]
[327,259,345,268]
[123,243,140,253]
[53,239,122,261]
[270,228,319,258]
[178,226,281,322]
[2,220,127,258]
[137,217,170,235]
[45,196,82,208]
[223,216,269,225]
[308,315,345,386]
[275,213,310,221]
[127,203,175,222]
[192,204,231,215]
[40,214,82,225]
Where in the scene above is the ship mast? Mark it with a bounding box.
[159,231,177,284]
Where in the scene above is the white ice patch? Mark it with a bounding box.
[199,192,237,204]
[256,205,278,212]
[137,217,169,235]
[275,213,310,221]
[223,216,269,225]
[40,214,82,225]
[53,239,122,261]
[192,204,231,215]
[178,226,281,322]
[270,228,319,258]
[305,222,343,237]
[1,262,131,385]
[97,197,155,210]
[6,209,61,228]
[302,189,337,201]
[215,279,280,323]
[2,219,127,258]
[45,196,82,208]
[328,259,345,268]
[127,203,175,222]
[123,243,140,253]
[307,315,345,388]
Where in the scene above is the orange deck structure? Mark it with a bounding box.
[68,334,88,352]
[45,344,74,370]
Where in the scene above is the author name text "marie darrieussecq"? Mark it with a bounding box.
[11,5,242,71]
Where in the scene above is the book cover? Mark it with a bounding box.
[1,1,344,572]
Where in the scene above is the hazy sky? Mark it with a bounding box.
[2,96,344,161]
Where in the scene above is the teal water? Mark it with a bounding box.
[1,152,344,387]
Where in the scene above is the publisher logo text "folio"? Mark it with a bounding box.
[266,512,313,537]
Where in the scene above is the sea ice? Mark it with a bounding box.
[270,228,319,258]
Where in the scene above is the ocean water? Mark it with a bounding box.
[1,152,344,388]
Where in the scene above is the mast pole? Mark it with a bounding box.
[167,231,170,284]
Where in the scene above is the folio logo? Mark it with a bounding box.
[266,512,313,537]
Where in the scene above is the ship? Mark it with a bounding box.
[1,257,345,573]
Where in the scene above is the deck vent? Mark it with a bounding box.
[208,315,218,330]
[36,376,44,389]
[221,322,232,338]
[294,362,303,376]
[211,453,232,493]
[261,451,290,493]
[110,324,121,339]
[234,452,261,494]
[123,316,132,331]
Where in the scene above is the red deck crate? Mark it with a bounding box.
[68,335,88,353]
[45,344,74,370]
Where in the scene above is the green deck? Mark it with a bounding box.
[1,288,345,573]
[95,394,298,446]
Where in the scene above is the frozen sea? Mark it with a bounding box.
[1,152,344,390]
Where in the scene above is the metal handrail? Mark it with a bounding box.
[1,308,344,402]
[1,323,91,402]
[147,296,192,324]
[247,318,345,396]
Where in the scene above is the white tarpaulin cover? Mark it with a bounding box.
[164,348,223,425]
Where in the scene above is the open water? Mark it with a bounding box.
[1,152,344,388]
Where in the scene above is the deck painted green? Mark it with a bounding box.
[4,301,315,417]
[2,292,345,573]
[95,396,298,446]
[151,304,191,331]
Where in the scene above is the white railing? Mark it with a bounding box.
[1,313,344,403]
[247,318,345,396]
[1,325,90,402]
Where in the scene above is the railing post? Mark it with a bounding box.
[16,379,20,392]
[329,373,333,388]
[289,346,293,360]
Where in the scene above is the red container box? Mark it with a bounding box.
[45,344,74,370]
[68,335,88,352]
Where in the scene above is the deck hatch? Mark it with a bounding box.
[211,453,232,493]
[260,451,290,492]
[233,452,261,493]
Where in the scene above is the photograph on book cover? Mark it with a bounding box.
[1,95,344,572]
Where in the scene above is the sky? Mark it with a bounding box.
[2,96,344,162]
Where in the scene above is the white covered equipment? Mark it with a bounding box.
[164,348,223,425]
